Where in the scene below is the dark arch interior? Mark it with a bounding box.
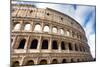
[75,44,78,51]
[61,41,66,50]
[39,59,47,65]
[11,38,13,43]
[77,59,80,62]
[30,39,38,49]
[12,61,19,67]
[52,59,58,64]
[71,59,74,63]
[18,39,26,49]
[68,43,73,50]
[42,40,48,49]
[26,60,34,65]
[62,59,66,63]
[80,46,82,51]
[52,40,58,49]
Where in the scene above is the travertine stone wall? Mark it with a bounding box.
[11,4,93,66]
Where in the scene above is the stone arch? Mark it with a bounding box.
[42,39,48,49]
[11,38,13,44]
[43,25,50,32]
[75,44,78,51]
[39,59,47,65]
[14,23,21,31]
[34,24,42,32]
[52,27,58,33]
[52,40,58,49]
[66,30,70,36]
[60,28,64,35]
[51,59,58,64]
[62,59,66,63]
[61,41,66,50]
[26,60,34,66]
[24,23,31,31]
[11,61,20,67]
[30,39,38,49]
[77,59,80,62]
[17,39,26,49]
[70,58,74,63]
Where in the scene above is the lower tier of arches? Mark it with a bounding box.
[11,53,93,67]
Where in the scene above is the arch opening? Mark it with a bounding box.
[52,27,57,33]
[14,23,21,31]
[42,40,48,49]
[43,25,50,32]
[12,61,19,67]
[17,39,26,49]
[52,40,58,49]
[51,59,58,64]
[26,60,34,66]
[39,59,47,65]
[61,41,66,50]
[62,59,66,63]
[24,23,31,31]
[30,39,38,49]
[34,24,42,32]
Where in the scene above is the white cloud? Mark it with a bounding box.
[88,34,95,58]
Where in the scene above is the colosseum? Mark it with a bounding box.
[11,3,93,67]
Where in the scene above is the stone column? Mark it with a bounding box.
[66,42,69,52]
[37,36,42,52]
[48,37,52,52]
[72,43,75,51]
[77,44,80,51]
[24,36,30,50]
[58,40,61,52]
[20,20,24,32]
[41,20,44,33]
[12,36,17,48]
[20,56,25,65]
[50,24,52,34]
[69,30,72,37]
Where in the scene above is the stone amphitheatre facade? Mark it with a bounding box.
[11,3,93,66]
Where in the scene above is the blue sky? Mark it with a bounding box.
[12,1,96,58]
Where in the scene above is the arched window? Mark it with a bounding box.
[72,31,75,37]
[17,39,26,49]
[82,47,85,52]
[77,59,80,62]
[60,29,64,35]
[30,39,38,49]
[14,23,21,31]
[39,59,47,65]
[61,41,66,50]
[52,40,58,49]
[62,59,66,63]
[52,59,58,64]
[80,46,82,51]
[42,40,48,49]
[52,27,57,33]
[68,43,72,50]
[71,59,74,63]
[34,24,41,32]
[75,44,78,51]
[12,61,19,67]
[11,39,13,44]
[66,30,70,36]
[24,24,31,31]
[43,25,50,32]
[26,60,34,66]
